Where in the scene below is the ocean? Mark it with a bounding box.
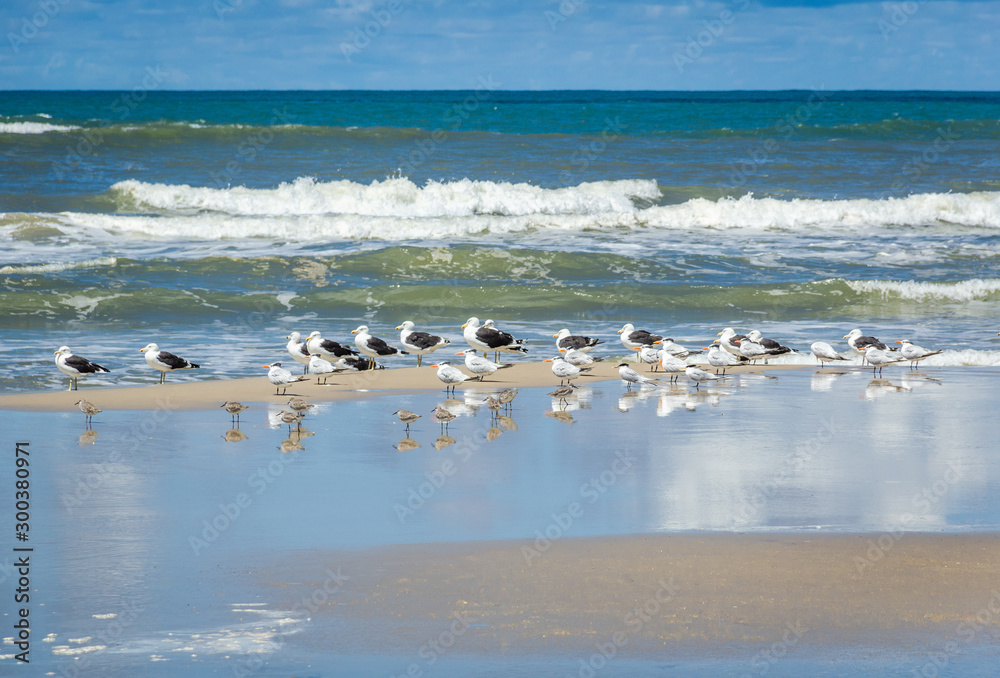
[2,90,1000,391]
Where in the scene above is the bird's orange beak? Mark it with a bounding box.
[894,340,903,344]
[544,359,554,363]
[263,364,271,369]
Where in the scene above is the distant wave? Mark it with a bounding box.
[0,121,81,134]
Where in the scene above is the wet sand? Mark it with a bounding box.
[0,359,808,411]
[267,532,1000,657]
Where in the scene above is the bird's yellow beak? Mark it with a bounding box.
[395,325,403,330]
[461,322,468,329]
[139,347,147,353]
[351,329,359,334]
[712,338,720,344]
[843,334,849,339]
[552,333,559,338]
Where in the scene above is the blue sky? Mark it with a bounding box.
[1,0,997,90]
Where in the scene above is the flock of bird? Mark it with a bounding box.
[56,319,946,430]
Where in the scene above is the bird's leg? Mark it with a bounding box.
[417,356,422,367]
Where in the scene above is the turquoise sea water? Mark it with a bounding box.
[3,90,1000,393]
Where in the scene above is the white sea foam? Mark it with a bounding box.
[0,121,81,134]
[110,176,660,218]
[846,278,1000,302]
[0,257,118,275]
[104,178,1000,237]
[640,191,1000,230]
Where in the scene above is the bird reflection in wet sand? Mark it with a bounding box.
[221,401,248,426]
[810,370,848,392]
[486,426,503,442]
[224,428,249,443]
[618,390,640,413]
[432,405,457,432]
[280,437,305,454]
[545,409,575,424]
[78,428,99,447]
[394,438,421,452]
[434,435,457,450]
[496,415,517,431]
[863,378,912,401]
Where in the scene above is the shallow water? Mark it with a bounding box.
[2,367,999,675]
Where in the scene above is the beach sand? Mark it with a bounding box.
[265,532,1000,657]
[0,359,805,411]
[4,363,998,674]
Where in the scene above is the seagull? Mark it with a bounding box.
[704,346,740,375]
[844,329,891,365]
[744,330,793,362]
[860,346,906,376]
[715,328,748,361]
[461,317,528,360]
[393,409,421,432]
[894,339,943,368]
[616,362,658,390]
[54,346,110,391]
[617,323,663,361]
[263,362,308,395]
[396,321,450,366]
[658,351,689,382]
[545,355,590,385]
[456,348,512,381]
[74,399,101,427]
[810,342,849,367]
[334,356,377,372]
[433,361,473,396]
[221,401,248,425]
[685,365,719,390]
[553,328,602,353]
[734,335,768,364]
[305,331,358,362]
[352,326,407,367]
[637,345,662,371]
[561,347,597,367]
[308,354,337,384]
[660,338,693,359]
[285,332,313,373]
[140,343,200,384]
